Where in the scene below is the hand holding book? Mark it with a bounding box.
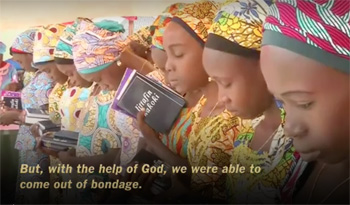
[136,108,158,140]
[35,132,59,158]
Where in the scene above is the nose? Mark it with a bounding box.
[218,87,230,105]
[284,114,307,138]
[165,60,174,73]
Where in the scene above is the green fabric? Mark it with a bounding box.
[78,62,113,74]
[94,20,125,33]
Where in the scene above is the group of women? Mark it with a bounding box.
[0,0,348,204]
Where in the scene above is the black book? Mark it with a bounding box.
[54,130,79,141]
[2,96,22,110]
[38,120,61,132]
[41,136,76,152]
[112,68,186,134]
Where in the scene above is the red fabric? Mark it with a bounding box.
[123,16,138,21]
[10,47,29,54]
[264,0,350,61]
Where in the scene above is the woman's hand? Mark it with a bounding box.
[58,148,76,164]
[129,41,149,59]
[153,173,190,203]
[35,132,59,157]
[0,110,19,125]
[30,123,41,138]
[136,109,159,143]
[18,110,26,123]
[4,82,21,91]
[121,161,157,196]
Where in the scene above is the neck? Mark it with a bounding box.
[200,81,217,99]
[262,100,281,127]
[26,67,36,72]
[318,158,350,171]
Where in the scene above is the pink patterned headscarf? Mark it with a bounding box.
[262,0,350,73]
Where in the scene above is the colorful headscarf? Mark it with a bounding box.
[123,26,152,49]
[150,15,173,50]
[0,42,6,55]
[206,0,273,58]
[11,28,38,54]
[33,24,66,64]
[262,0,350,73]
[171,0,220,45]
[54,18,92,64]
[72,20,126,74]
[150,3,185,50]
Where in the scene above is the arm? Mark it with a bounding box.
[136,110,189,167]
[120,47,154,75]
[146,136,189,167]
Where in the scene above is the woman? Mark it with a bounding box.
[9,25,63,204]
[54,17,93,131]
[0,42,18,92]
[10,28,39,88]
[118,3,187,171]
[203,0,298,203]
[260,0,349,204]
[57,20,134,204]
[138,1,240,202]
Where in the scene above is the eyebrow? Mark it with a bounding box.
[168,44,183,49]
[281,91,313,97]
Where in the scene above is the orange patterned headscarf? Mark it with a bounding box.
[33,24,66,64]
[171,0,219,45]
[150,3,185,50]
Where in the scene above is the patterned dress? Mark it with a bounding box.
[226,109,297,204]
[23,71,36,87]
[14,72,55,204]
[59,87,92,131]
[48,86,92,204]
[49,83,68,124]
[47,82,70,204]
[159,107,193,158]
[118,70,166,166]
[0,62,17,92]
[76,89,122,203]
[187,96,240,201]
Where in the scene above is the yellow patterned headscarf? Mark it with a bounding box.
[171,0,219,45]
[122,26,152,49]
[206,0,273,57]
[33,24,66,64]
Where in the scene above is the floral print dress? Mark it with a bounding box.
[14,71,55,204]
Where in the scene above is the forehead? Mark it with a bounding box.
[163,21,194,46]
[260,46,342,95]
[203,47,258,77]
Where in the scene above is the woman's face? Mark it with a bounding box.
[151,47,169,84]
[80,62,126,91]
[37,61,68,84]
[261,45,349,164]
[203,47,273,119]
[163,21,209,95]
[56,64,92,88]
[12,53,33,71]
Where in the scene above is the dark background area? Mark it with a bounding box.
[0,130,19,204]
